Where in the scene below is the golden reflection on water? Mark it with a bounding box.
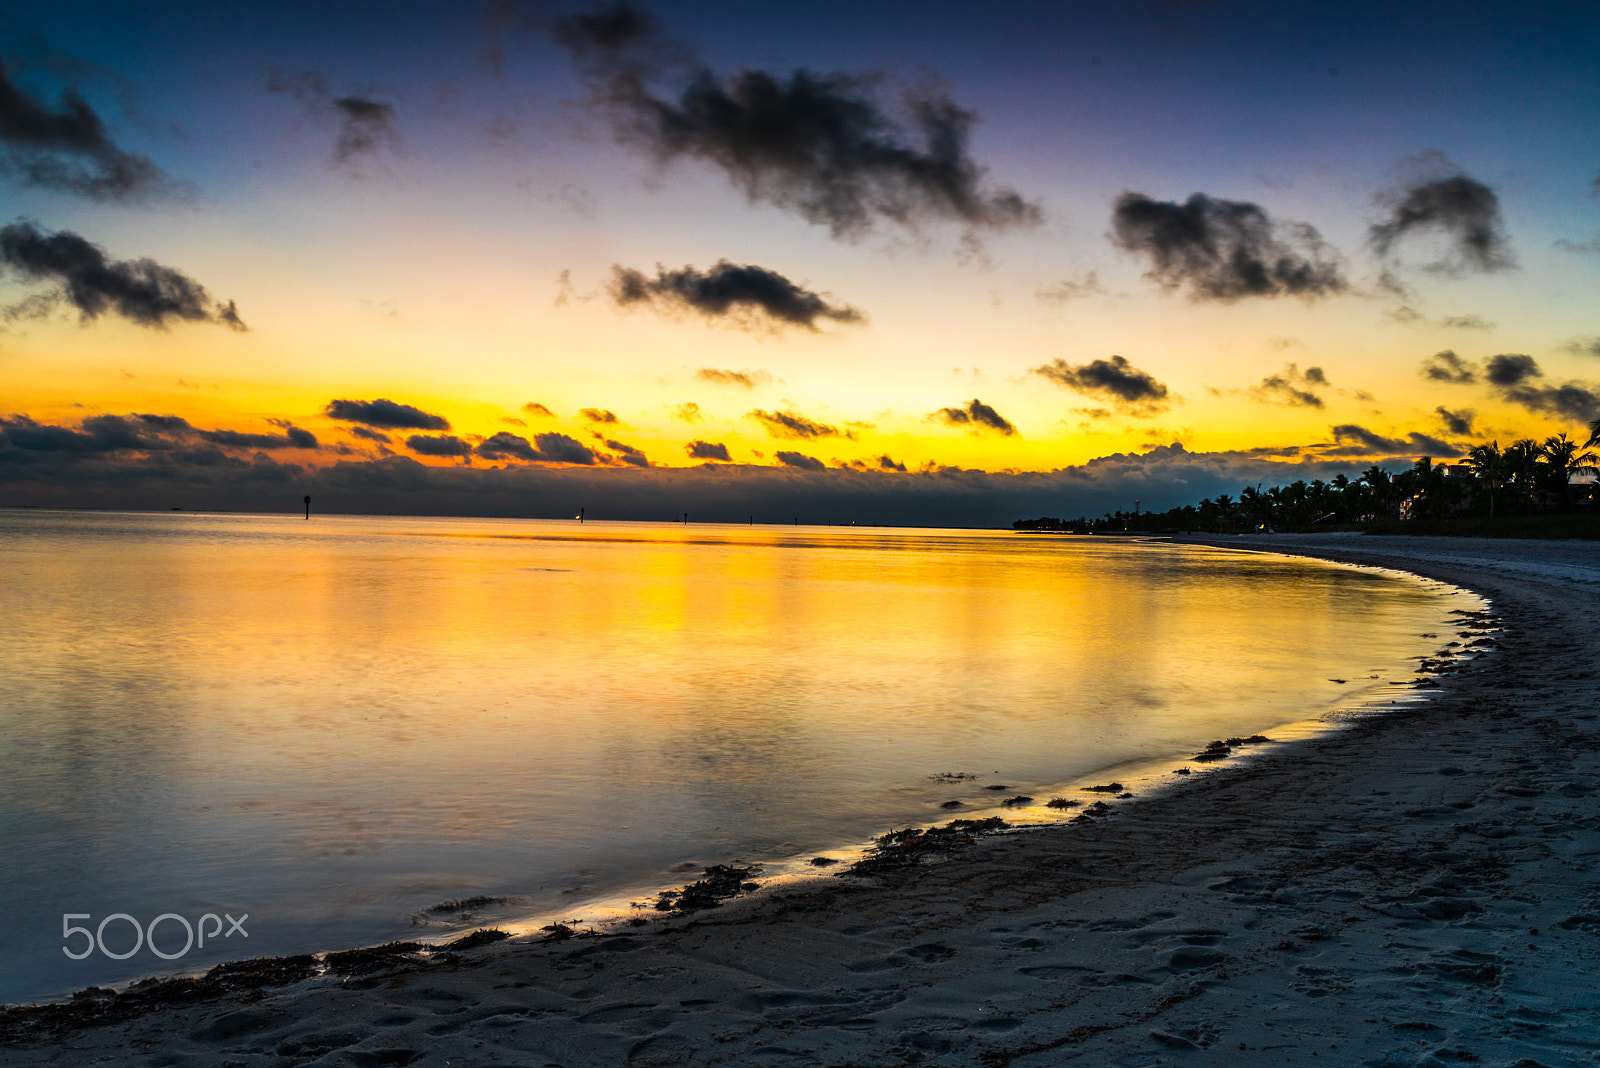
[0,511,1476,1001]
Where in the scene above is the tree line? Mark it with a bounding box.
[1015,428,1600,535]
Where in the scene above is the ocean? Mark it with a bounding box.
[0,510,1479,1003]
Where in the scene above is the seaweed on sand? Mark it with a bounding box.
[844,817,1009,880]
[654,865,762,913]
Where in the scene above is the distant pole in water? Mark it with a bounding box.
[749,514,753,525]
[684,511,689,524]
[579,507,585,523]
[303,495,311,520]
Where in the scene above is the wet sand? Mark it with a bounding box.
[4,533,1598,1067]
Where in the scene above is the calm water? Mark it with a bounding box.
[0,510,1478,1003]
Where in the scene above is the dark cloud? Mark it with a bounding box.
[1435,407,1475,436]
[695,367,772,388]
[1369,154,1514,274]
[1440,314,1493,330]
[611,261,864,331]
[522,401,555,417]
[775,450,825,471]
[1562,336,1600,359]
[747,408,851,440]
[1484,353,1539,387]
[201,427,318,450]
[1249,364,1327,409]
[0,59,171,201]
[475,431,539,462]
[1330,424,1458,457]
[348,425,392,444]
[0,221,246,330]
[931,398,1016,436]
[1110,192,1345,301]
[136,413,191,431]
[266,69,400,173]
[1419,350,1477,384]
[580,407,618,423]
[603,438,649,466]
[550,2,1040,239]
[1500,382,1600,424]
[686,439,730,461]
[325,398,450,431]
[5,435,1467,527]
[1031,354,1170,415]
[407,434,475,458]
[877,455,907,472]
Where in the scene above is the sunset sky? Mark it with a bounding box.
[3,0,1599,522]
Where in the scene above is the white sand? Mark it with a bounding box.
[4,534,1598,1067]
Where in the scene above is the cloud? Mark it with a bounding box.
[550,2,1040,240]
[672,401,703,422]
[522,401,555,417]
[1369,153,1514,274]
[747,408,852,440]
[201,426,319,450]
[1440,314,1493,330]
[611,260,864,331]
[876,454,907,472]
[1031,355,1171,415]
[0,221,246,329]
[931,398,1016,436]
[1561,336,1600,359]
[695,367,772,388]
[476,430,607,466]
[1434,407,1475,436]
[686,439,730,461]
[1555,232,1600,256]
[267,69,400,173]
[603,438,649,466]
[775,450,825,471]
[1419,350,1477,384]
[407,434,475,458]
[1500,382,1600,423]
[1110,192,1345,301]
[348,425,392,443]
[6,432,1482,527]
[1484,353,1539,387]
[1248,363,1327,408]
[1036,271,1105,304]
[325,398,450,431]
[0,59,172,201]
[579,407,618,423]
[1330,424,1458,457]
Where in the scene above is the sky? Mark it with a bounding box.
[2,0,1599,523]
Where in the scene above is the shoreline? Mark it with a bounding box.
[5,534,1598,1066]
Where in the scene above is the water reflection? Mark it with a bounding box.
[0,511,1476,1002]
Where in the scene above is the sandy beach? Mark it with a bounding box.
[4,533,1598,1067]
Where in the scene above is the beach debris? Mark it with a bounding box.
[1045,797,1079,809]
[1084,782,1124,792]
[439,928,509,952]
[809,856,839,866]
[940,800,965,809]
[323,941,424,977]
[929,772,977,782]
[1329,678,1347,684]
[540,923,576,940]
[984,784,1010,791]
[1002,795,1034,807]
[1086,801,1112,814]
[1117,791,1134,798]
[1174,767,1191,774]
[1194,741,1231,762]
[845,817,1008,879]
[425,895,508,914]
[654,864,761,912]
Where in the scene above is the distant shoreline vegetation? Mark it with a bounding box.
[1015,432,1600,540]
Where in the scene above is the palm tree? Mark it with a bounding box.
[1462,441,1509,519]
[1504,440,1543,511]
[1588,418,1600,449]
[1538,433,1599,512]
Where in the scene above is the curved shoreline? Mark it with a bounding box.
[6,534,1598,1066]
